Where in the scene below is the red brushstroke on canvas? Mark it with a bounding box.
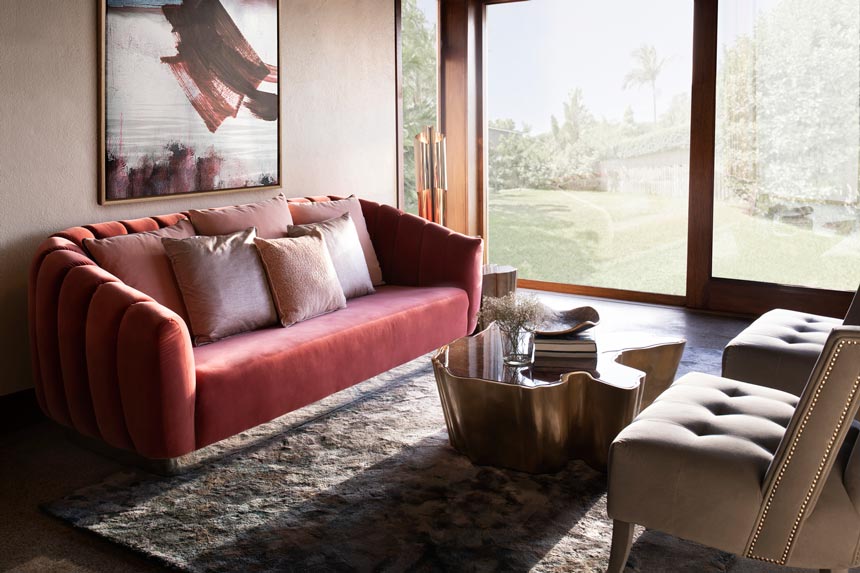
[263,64,278,83]
[160,0,277,132]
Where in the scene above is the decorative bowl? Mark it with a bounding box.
[535,305,600,336]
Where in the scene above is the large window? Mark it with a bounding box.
[401,0,438,215]
[486,0,694,296]
[712,0,860,291]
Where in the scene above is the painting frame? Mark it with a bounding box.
[98,0,282,205]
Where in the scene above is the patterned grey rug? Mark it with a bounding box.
[44,353,805,572]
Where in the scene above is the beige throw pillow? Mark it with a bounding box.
[254,232,347,327]
[286,212,374,299]
[162,228,277,345]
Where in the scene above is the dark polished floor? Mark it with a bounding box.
[0,292,751,573]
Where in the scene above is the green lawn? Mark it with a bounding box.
[488,188,859,295]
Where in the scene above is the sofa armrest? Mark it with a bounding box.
[360,200,484,332]
[116,301,196,458]
[30,237,197,459]
[416,223,484,332]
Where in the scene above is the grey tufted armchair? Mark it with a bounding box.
[722,286,860,396]
[606,326,860,573]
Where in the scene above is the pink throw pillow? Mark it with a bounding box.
[83,219,195,322]
[288,195,383,285]
[189,194,293,239]
[162,228,278,345]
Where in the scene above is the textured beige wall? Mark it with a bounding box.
[0,0,396,396]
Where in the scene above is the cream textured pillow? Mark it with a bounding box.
[162,228,277,345]
[287,212,374,299]
[83,219,195,322]
[254,231,347,327]
[287,195,384,285]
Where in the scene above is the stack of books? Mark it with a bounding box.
[534,330,597,361]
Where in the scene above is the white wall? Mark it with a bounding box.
[0,0,397,395]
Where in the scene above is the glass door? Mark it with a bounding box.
[485,0,694,297]
[712,0,860,292]
[401,0,439,215]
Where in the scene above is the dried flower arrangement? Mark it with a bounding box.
[478,292,547,334]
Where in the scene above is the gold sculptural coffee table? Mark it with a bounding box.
[432,323,686,473]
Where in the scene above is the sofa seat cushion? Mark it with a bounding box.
[722,309,840,396]
[192,285,469,448]
[609,373,799,555]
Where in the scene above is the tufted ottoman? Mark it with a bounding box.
[608,373,799,554]
[722,308,840,396]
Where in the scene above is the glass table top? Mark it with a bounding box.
[437,323,684,389]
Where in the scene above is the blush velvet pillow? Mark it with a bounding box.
[288,195,383,285]
[162,228,277,345]
[83,219,195,322]
[254,231,347,327]
[286,212,374,299]
[188,194,293,239]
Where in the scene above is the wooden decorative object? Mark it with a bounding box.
[535,305,600,336]
[482,264,517,299]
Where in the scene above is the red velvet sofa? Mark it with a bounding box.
[29,197,482,460]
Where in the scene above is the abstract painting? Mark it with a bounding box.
[100,0,280,204]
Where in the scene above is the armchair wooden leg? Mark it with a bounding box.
[607,520,634,573]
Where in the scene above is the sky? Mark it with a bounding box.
[485,0,695,133]
[417,0,435,21]
[411,0,783,135]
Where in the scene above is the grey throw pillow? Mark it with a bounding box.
[287,195,384,285]
[254,231,347,327]
[286,212,375,299]
[162,228,277,345]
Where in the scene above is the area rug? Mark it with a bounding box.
[44,353,803,572]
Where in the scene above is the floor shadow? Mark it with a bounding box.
[42,360,430,522]
[185,431,608,572]
[43,360,610,572]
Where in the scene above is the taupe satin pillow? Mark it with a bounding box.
[287,195,384,285]
[162,228,277,345]
[254,231,347,327]
[286,212,374,299]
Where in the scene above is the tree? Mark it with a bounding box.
[623,44,666,123]
[401,0,437,212]
[715,34,758,206]
[488,119,553,192]
[551,88,591,145]
[714,0,860,212]
[548,90,600,189]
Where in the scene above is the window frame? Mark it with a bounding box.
[427,0,854,317]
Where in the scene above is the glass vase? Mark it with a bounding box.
[500,328,535,366]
